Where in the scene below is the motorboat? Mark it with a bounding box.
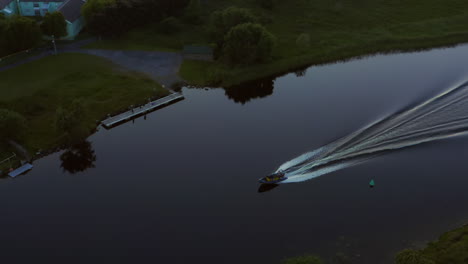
[259,170,287,184]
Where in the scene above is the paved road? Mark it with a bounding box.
[0,38,183,88]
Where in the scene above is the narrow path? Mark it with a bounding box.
[0,38,183,88]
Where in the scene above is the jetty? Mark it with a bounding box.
[101,92,184,129]
[8,163,33,178]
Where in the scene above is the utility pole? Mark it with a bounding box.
[52,35,57,55]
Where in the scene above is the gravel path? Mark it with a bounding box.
[0,39,183,88]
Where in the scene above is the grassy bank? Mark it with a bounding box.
[0,53,169,165]
[395,224,468,264]
[283,224,468,264]
[84,0,468,87]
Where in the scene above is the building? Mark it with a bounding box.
[0,0,85,40]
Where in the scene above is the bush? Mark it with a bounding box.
[223,22,275,65]
[395,249,435,264]
[159,16,181,34]
[0,109,27,141]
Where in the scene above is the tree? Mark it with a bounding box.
[5,16,41,52]
[184,0,202,24]
[211,7,256,41]
[0,109,27,141]
[223,22,275,65]
[41,11,67,38]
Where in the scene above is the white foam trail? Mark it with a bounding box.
[277,79,468,184]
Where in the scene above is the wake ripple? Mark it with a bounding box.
[278,80,468,183]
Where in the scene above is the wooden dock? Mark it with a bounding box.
[101,92,184,129]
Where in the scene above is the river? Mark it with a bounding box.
[2,44,468,264]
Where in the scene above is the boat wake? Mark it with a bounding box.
[278,80,468,183]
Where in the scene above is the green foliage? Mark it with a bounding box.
[282,255,323,264]
[0,109,27,141]
[41,11,67,38]
[223,22,275,65]
[82,0,188,37]
[421,225,468,264]
[0,53,168,151]
[184,0,202,24]
[4,16,41,53]
[211,6,256,42]
[395,249,435,264]
[159,17,181,34]
[296,33,311,50]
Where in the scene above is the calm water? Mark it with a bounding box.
[3,45,468,264]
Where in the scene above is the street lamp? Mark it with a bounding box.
[51,35,57,55]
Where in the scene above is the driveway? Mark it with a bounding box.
[0,39,183,88]
[78,49,183,88]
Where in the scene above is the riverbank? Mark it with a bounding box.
[0,53,169,172]
[84,0,468,87]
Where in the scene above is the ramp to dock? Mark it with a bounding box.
[9,163,33,178]
[101,92,184,129]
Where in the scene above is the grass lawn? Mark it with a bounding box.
[0,53,169,162]
[87,0,468,87]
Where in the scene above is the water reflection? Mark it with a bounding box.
[224,78,275,104]
[60,141,96,174]
[258,183,280,193]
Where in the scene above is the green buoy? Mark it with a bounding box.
[369,179,375,188]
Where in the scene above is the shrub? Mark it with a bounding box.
[223,22,275,65]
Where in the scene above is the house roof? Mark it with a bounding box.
[0,0,14,9]
[58,0,84,22]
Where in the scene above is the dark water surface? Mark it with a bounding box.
[3,45,468,264]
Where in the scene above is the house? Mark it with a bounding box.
[0,0,18,17]
[0,0,85,39]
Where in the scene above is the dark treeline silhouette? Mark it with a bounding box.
[83,0,189,37]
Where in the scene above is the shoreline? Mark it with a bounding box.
[181,33,468,88]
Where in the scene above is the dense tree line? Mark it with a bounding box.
[82,0,189,37]
[0,12,66,57]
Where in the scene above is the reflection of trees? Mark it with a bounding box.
[60,141,96,174]
[294,68,307,77]
[224,78,275,104]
